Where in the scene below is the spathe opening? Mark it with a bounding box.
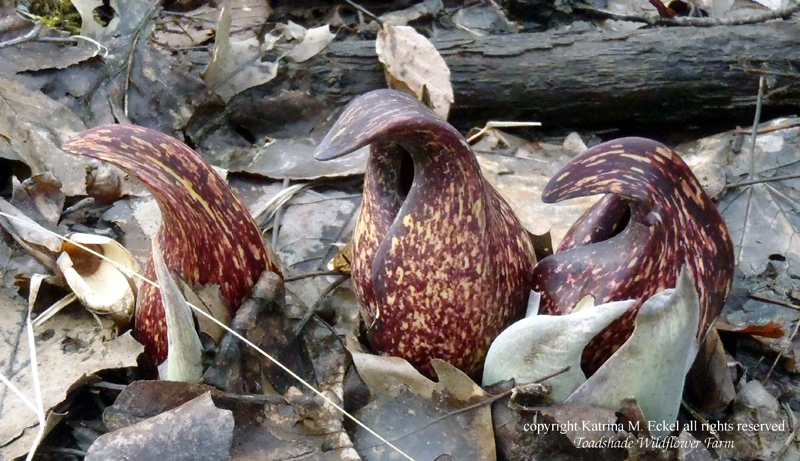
[397,147,414,200]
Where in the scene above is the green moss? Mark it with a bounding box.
[27,0,82,35]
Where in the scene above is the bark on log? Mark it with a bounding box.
[293,19,800,134]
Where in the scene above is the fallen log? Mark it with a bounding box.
[286,19,800,134]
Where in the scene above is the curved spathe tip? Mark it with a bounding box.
[314,89,449,162]
[542,137,675,204]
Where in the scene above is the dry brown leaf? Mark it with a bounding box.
[376,25,453,119]
[330,240,353,273]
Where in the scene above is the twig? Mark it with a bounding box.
[733,120,800,136]
[573,1,800,27]
[0,22,42,48]
[763,313,800,383]
[466,121,542,144]
[447,366,572,417]
[731,66,800,79]
[728,173,800,189]
[682,400,720,441]
[345,0,383,25]
[749,294,800,313]
[123,31,142,117]
[292,275,349,337]
[285,271,347,282]
[272,178,291,248]
[773,403,799,461]
[89,381,127,392]
[749,76,766,179]
[311,313,349,352]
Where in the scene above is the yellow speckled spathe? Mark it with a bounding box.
[316,90,536,378]
[63,125,280,367]
[533,137,734,375]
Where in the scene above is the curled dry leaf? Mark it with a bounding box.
[482,298,636,403]
[204,6,280,102]
[12,173,65,226]
[0,198,61,270]
[286,24,337,63]
[376,25,454,119]
[565,268,701,437]
[58,232,140,328]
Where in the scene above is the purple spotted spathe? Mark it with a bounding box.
[533,137,734,375]
[315,90,537,378]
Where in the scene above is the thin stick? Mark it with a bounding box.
[749,76,766,180]
[0,22,42,49]
[292,275,349,337]
[345,0,383,25]
[24,306,46,461]
[123,31,142,117]
[763,313,800,383]
[272,178,291,248]
[749,294,800,313]
[285,271,346,282]
[732,120,800,136]
[0,210,416,461]
[466,121,542,143]
[681,400,720,441]
[772,413,799,461]
[728,173,800,189]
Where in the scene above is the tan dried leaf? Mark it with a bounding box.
[204,6,279,102]
[286,25,337,63]
[329,240,353,273]
[376,25,453,119]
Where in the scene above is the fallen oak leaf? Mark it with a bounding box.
[351,355,496,460]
